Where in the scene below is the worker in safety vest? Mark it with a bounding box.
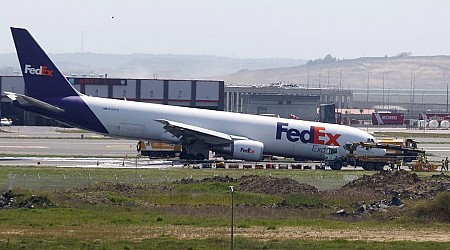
[445,157,449,172]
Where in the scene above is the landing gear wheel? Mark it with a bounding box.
[374,163,385,171]
[179,152,187,159]
[195,154,205,161]
[331,161,342,170]
[365,162,375,171]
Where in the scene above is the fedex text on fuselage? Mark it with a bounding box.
[275,122,341,146]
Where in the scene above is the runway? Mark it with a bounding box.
[1,126,450,168]
[0,126,137,156]
[0,156,180,168]
[0,138,137,157]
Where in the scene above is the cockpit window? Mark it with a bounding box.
[366,138,375,143]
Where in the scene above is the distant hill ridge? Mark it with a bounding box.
[0,53,305,79]
[218,55,450,90]
[2,53,450,90]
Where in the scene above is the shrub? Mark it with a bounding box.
[410,192,450,222]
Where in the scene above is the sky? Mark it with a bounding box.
[2,0,450,59]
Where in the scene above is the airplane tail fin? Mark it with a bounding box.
[10,27,80,99]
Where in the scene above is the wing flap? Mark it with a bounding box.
[155,119,237,145]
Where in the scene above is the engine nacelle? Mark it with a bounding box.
[213,140,264,161]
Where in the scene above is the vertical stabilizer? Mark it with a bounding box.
[10,27,79,99]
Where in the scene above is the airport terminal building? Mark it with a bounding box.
[0,76,224,125]
[1,76,350,125]
[225,84,352,121]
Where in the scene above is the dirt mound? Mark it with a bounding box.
[173,175,320,196]
[340,170,450,199]
[431,173,450,180]
[174,175,237,184]
[238,175,320,196]
[58,182,172,206]
[69,182,159,194]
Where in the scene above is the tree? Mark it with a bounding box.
[306,54,337,65]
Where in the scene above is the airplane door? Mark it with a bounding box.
[119,123,145,137]
[105,123,146,138]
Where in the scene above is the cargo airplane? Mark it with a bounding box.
[7,27,382,165]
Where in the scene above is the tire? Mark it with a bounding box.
[179,151,187,159]
[331,160,343,170]
[186,154,195,160]
[365,162,375,171]
[374,163,385,171]
[195,154,205,160]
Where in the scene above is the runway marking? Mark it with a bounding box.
[106,145,134,148]
[0,146,49,149]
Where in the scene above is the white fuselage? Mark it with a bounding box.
[82,95,376,160]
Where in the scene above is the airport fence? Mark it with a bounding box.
[0,171,358,192]
[1,172,169,191]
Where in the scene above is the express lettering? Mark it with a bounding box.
[24,64,53,76]
[312,145,327,154]
[276,122,341,146]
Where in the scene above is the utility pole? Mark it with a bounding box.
[445,83,449,113]
[229,186,235,250]
[382,73,385,109]
[307,67,310,84]
[366,72,370,107]
[318,69,321,88]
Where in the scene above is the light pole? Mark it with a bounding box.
[445,83,449,113]
[366,72,370,107]
[382,73,385,109]
[229,186,234,250]
[387,88,390,110]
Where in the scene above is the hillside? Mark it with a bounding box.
[3,53,450,90]
[0,53,305,79]
[216,56,450,90]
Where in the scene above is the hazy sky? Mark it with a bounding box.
[2,0,450,59]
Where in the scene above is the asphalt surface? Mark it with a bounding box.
[0,126,175,168]
[1,125,450,168]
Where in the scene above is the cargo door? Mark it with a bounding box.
[118,123,145,138]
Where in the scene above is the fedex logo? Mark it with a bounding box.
[24,64,54,76]
[276,122,341,146]
[240,147,255,154]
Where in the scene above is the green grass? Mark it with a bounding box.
[0,166,449,249]
[0,237,449,250]
[0,166,374,192]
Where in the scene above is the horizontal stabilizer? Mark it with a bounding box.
[4,92,64,113]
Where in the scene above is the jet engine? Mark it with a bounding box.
[213,140,264,161]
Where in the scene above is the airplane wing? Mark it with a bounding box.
[155,119,247,145]
[4,92,64,113]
